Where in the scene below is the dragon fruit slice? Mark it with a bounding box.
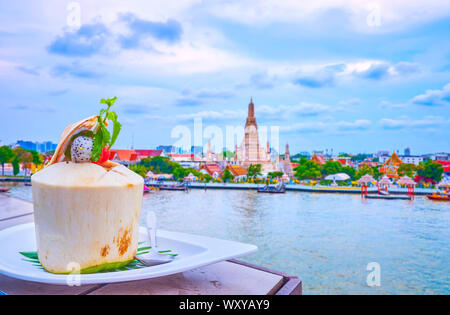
[70,136,93,163]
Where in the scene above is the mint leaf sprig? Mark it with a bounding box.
[91,97,122,162]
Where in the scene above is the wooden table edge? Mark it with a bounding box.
[228,259,302,295]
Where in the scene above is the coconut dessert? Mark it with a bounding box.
[31,97,144,274]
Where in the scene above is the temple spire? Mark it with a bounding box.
[246,97,256,127]
[283,142,294,177]
[248,97,254,117]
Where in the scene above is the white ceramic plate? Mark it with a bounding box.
[0,223,257,285]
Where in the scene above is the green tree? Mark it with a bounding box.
[188,168,202,176]
[172,166,187,180]
[355,164,375,180]
[13,147,33,164]
[129,164,148,178]
[131,155,205,180]
[12,157,20,176]
[0,146,16,176]
[417,160,444,183]
[398,163,417,177]
[28,150,43,165]
[291,154,309,160]
[268,171,284,178]
[200,173,212,182]
[294,158,321,180]
[140,156,174,174]
[371,166,382,180]
[221,169,235,182]
[222,150,234,160]
[351,154,368,162]
[247,164,262,180]
[321,161,342,176]
[13,147,33,175]
[341,166,356,180]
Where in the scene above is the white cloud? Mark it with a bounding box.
[410,83,450,106]
[202,0,450,33]
[281,119,371,133]
[345,61,420,80]
[289,60,421,89]
[143,109,246,123]
[258,102,344,118]
[115,41,253,75]
[379,116,450,130]
[335,119,371,131]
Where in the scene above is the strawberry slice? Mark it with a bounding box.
[93,145,110,164]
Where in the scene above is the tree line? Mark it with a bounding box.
[292,158,444,184]
[0,146,44,176]
[128,155,444,185]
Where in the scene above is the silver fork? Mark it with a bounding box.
[136,211,174,266]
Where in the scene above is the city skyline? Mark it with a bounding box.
[3,137,446,159]
[0,1,449,154]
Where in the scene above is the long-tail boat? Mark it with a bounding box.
[426,191,450,201]
[258,183,286,194]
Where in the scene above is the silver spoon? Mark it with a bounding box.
[136,211,174,266]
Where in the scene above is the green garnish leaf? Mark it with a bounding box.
[107,111,122,148]
[92,128,104,162]
[91,96,121,161]
[98,115,111,144]
[65,144,72,160]
[19,245,178,274]
[100,96,117,107]
[137,246,152,252]
[20,251,39,260]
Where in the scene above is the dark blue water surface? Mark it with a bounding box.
[8,185,449,294]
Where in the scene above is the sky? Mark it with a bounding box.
[0,0,449,155]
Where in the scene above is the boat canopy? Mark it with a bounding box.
[358,174,375,185]
[325,173,350,181]
[378,175,392,186]
[397,176,415,186]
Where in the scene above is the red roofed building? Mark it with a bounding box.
[203,163,223,178]
[334,157,351,166]
[311,153,326,165]
[134,149,163,159]
[226,164,247,181]
[435,160,450,174]
[109,149,139,165]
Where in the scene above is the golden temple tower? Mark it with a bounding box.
[235,98,271,170]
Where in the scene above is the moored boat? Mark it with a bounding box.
[145,180,187,191]
[159,183,187,191]
[143,185,152,193]
[258,183,286,194]
[366,194,412,200]
[426,192,450,201]
[427,195,450,201]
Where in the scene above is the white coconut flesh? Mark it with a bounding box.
[31,162,144,274]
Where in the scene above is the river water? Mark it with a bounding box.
[6,185,450,294]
